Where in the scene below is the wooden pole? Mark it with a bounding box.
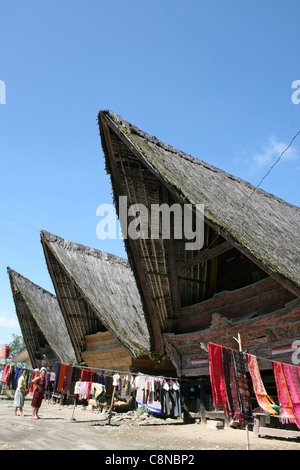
[108,385,116,425]
[70,398,76,421]
[234,332,250,451]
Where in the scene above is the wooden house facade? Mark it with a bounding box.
[40,231,175,375]
[7,267,77,369]
[98,110,300,378]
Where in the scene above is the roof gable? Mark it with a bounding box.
[7,267,77,366]
[99,110,300,294]
[40,231,151,359]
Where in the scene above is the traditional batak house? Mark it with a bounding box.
[40,230,175,375]
[98,110,300,391]
[7,268,76,368]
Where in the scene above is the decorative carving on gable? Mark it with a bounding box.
[209,313,234,331]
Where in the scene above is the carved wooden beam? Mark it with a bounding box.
[175,240,232,272]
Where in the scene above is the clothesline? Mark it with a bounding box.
[200,341,299,368]
[207,340,300,432]
[51,362,200,383]
[51,362,183,423]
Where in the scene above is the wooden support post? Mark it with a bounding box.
[70,398,76,421]
[199,378,206,424]
[108,385,116,425]
[233,332,250,451]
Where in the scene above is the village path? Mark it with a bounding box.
[0,398,300,452]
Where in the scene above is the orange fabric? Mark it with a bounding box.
[273,361,296,424]
[29,370,40,393]
[247,354,277,415]
[57,363,67,392]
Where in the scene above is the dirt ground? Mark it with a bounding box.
[1,397,300,452]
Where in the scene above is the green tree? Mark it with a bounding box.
[8,334,25,360]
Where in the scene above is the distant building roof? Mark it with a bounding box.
[40,231,152,361]
[7,268,77,367]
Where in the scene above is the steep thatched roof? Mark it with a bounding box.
[98,110,300,361]
[40,231,151,361]
[7,267,77,367]
[99,110,300,295]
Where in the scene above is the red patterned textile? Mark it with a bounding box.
[208,343,252,427]
[80,369,90,382]
[221,346,240,421]
[29,370,40,393]
[232,350,252,425]
[273,361,296,425]
[208,342,228,413]
[2,364,10,383]
[281,363,300,429]
[57,363,67,392]
[247,354,277,415]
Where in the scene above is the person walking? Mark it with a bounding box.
[13,369,28,416]
[31,368,46,419]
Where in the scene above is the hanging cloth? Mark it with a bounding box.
[80,369,90,382]
[2,364,10,384]
[69,367,81,395]
[112,373,120,387]
[247,354,277,415]
[208,342,228,414]
[63,366,71,394]
[281,363,300,429]
[221,345,240,421]
[26,370,33,389]
[29,370,40,393]
[232,350,252,425]
[273,361,296,425]
[57,363,67,393]
[53,362,61,395]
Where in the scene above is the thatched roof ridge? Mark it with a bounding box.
[40,230,151,358]
[99,110,300,294]
[41,230,132,267]
[7,267,77,366]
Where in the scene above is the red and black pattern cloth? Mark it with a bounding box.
[232,349,252,426]
[208,342,252,427]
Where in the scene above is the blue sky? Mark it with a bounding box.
[1,0,299,346]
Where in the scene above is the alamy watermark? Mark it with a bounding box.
[291,80,300,105]
[0,80,6,104]
[291,340,300,365]
[96,196,204,250]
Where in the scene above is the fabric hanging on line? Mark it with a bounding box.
[281,363,300,429]
[70,367,81,395]
[273,361,296,425]
[208,342,228,414]
[53,362,61,395]
[63,366,71,394]
[73,381,106,401]
[221,345,240,421]
[12,367,23,390]
[232,350,252,425]
[160,379,181,419]
[112,372,120,387]
[80,369,90,382]
[45,372,51,388]
[49,362,181,418]
[133,373,181,418]
[94,383,105,401]
[2,364,10,384]
[246,354,277,415]
[26,370,33,389]
[65,366,73,394]
[29,370,40,393]
[57,363,67,393]
[208,342,252,426]
[6,365,15,387]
